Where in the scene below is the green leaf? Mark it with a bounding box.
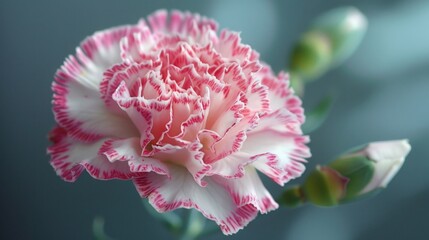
[302,95,333,134]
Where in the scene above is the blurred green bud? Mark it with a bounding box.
[290,31,331,80]
[289,7,367,81]
[278,185,306,207]
[329,155,375,201]
[332,140,411,204]
[349,140,411,195]
[280,140,411,208]
[303,165,349,207]
[313,7,367,65]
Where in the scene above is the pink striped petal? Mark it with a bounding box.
[112,81,171,152]
[147,10,168,32]
[151,143,210,187]
[53,26,140,142]
[254,108,303,135]
[215,30,258,63]
[98,138,170,176]
[48,137,137,181]
[213,167,278,214]
[204,114,259,163]
[133,166,259,235]
[259,65,305,123]
[99,138,141,162]
[242,129,310,186]
[101,61,164,109]
[164,92,206,144]
[209,153,255,179]
[120,27,157,63]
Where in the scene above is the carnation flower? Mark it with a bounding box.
[48,10,310,234]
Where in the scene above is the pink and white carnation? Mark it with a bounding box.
[48,10,310,235]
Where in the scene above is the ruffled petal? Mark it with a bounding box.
[209,152,255,179]
[120,27,157,63]
[133,165,259,235]
[254,108,303,135]
[112,81,172,152]
[165,92,204,143]
[241,129,310,186]
[259,65,304,123]
[101,61,164,109]
[98,138,170,176]
[53,26,139,141]
[99,137,141,162]
[213,167,278,214]
[204,113,259,163]
[215,30,259,63]
[152,143,210,187]
[48,136,137,181]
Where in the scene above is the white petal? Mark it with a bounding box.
[213,167,278,213]
[53,26,140,141]
[48,137,136,181]
[133,165,259,235]
[360,140,411,193]
[241,129,310,185]
[209,152,255,178]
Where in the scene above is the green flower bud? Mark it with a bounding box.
[354,140,411,195]
[278,185,306,207]
[330,140,410,203]
[289,7,367,81]
[329,155,374,201]
[280,140,411,208]
[290,31,332,80]
[313,7,367,66]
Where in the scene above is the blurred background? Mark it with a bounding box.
[1,0,428,239]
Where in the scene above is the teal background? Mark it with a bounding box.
[1,0,428,239]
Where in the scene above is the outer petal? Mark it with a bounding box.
[53,26,139,142]
[48,137,137,181]
[99,137,141,162]
[259,65,305,123]
[241,129,310,186]
[213,167,278,214]
[360,140,411,193]
[99,138,170,176]
[209,153,255,179]
[215,30,258,63]
[133,165,259,235]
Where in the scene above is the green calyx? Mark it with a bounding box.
[329,155,375,202]
[278,185,306,207]
[303,165,349,207]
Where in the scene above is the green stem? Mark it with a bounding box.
[93,217,115,240]
[179,209,206,240]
